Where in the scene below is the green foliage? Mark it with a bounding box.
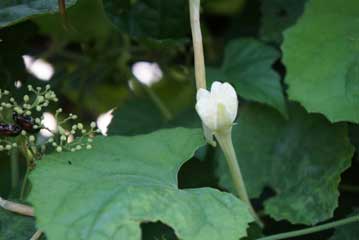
[0,0,77,29]
[208,38,287,116]
[260,0,307,44]
[29,128,253,240]
[283,0,359,123]
[330,211,359,240]
[216,103,354,224]
[0,208,36,239]
[0,0,358,239]
[103,0,189,40]
[109,97,164,136]
[34,0,113,42]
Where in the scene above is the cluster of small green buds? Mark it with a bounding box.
[1,85,99,154]
[46,116,99,153]
[0,141,17,152]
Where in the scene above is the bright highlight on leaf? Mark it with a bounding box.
[29,128,253,240]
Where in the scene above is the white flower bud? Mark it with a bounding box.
[195,81,238,133]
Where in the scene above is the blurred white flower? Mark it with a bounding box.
[96,109,114,136]
[195,81,238,133]
[131,61,163,86]
[40,112,57,137]
[22,55,54,81]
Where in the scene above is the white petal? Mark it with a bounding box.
[217,102,234,129]
[196,88,210,101]
[220,82,238,121]
[210,81,223,93]
[195,95,218,131]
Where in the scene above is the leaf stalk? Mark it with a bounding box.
[257,215,359,240]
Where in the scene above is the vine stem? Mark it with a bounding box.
[189,0,206,90]
[144,86,173,120]
[0,197,34,216]
[20,167,30,200]
[189,0,216,146]
[257,215,359,240]
[215,130,263,227]
[10,149,19,190]
[19,141,34,200]
[30,230,43,240]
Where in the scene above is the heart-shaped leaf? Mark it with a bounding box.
[29,128,253,240]
[282,0,359,122]
[216,103,354,224]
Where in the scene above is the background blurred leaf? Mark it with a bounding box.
[109,97,164,136]
[34,0,113,42]
[103,0,189,40]
[29,128,253,240]
[0,208,36,240]
[207,38,287,117]
[0,0,77,29]
[282,0,359,123]
[330,210,359,240]
[216,103,354,225]
[259,0,307,44]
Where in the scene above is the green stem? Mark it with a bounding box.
[144,86,173,120]
[20,167,30,200]
[258,215,359,240]
[189,0,206,90]
[10,149,19,190]
[189,0,216,147]
[215,130,263,227]
[19,141,34,200]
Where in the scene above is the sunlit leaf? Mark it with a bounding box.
[29,128,253,240]
[282,0,359,122]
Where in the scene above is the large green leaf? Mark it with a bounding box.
[0,207,37,239]
[29,128,253,240]
[259,0,307,44]
[0,0,77,29]
[216,103,354,225]
[282,0,359,123]
[207,38,287,117]
[103,0,188,40]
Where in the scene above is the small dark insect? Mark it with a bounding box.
[13,112,39,133]
[68,161,72,165]
[0,123,22,137]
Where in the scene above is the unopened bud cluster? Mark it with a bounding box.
[46,118,99,153]
[1,85,99,153]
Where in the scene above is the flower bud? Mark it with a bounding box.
[195,81,238,133]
